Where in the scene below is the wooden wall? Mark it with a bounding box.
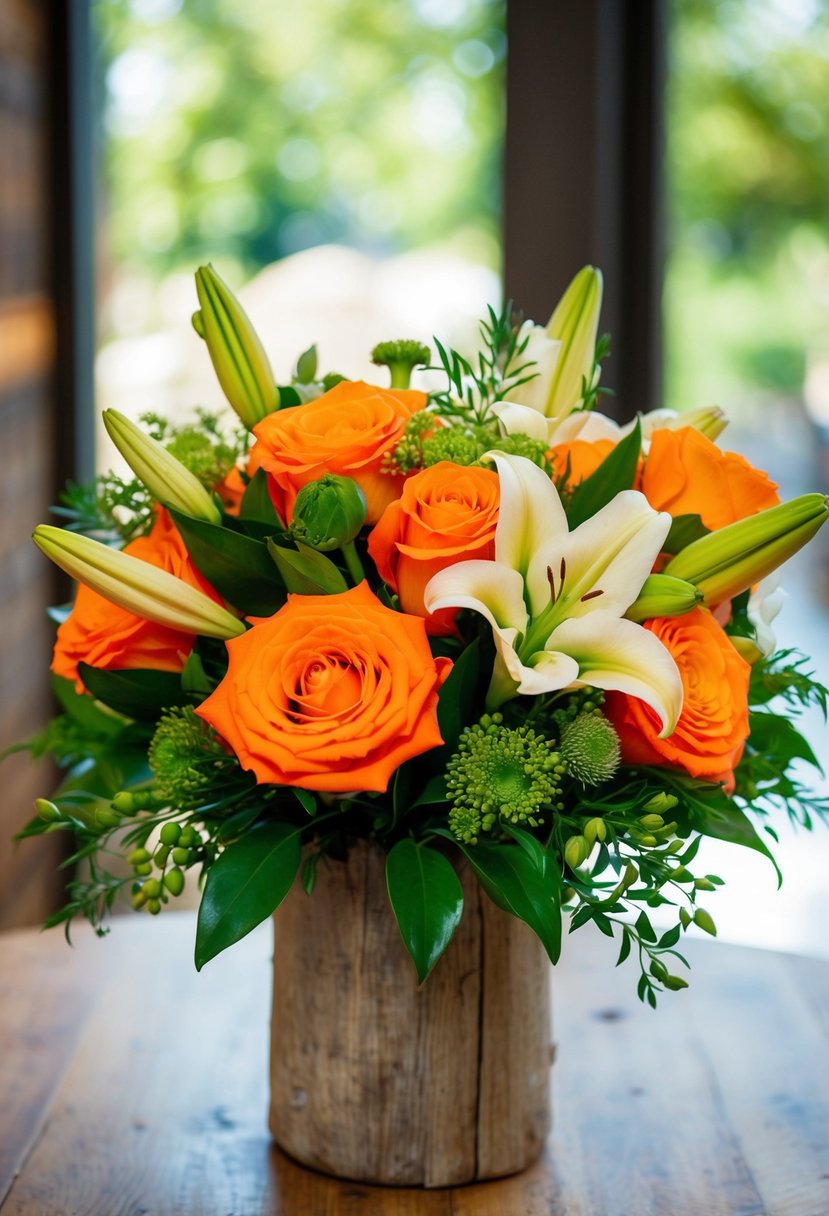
[0,0,66,927]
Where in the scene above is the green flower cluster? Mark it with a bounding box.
[446,714,565,844]
[148,706,228,809]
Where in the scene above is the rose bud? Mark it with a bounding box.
[290,474,367,552]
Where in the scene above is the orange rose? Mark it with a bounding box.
[195,582,448,793]
[52,509,223,692]
[216,466,246,516]
[640,427,779,530]
[367,462,499,635]
[250,380,426,525]
[549,438,616,487]
[605,607,750,787]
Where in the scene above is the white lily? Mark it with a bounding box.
[423,453,683,733]
[492,400,729,455]
[502,266,603,423]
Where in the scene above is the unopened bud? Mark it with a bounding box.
[663,974,689,991]
[693,907,717,937]
[564,835,588,869]
[639,813,664,830]
[35,798,61,822]
[290,474,367,550]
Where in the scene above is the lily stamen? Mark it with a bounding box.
[580,589,604,602]
[546,564,557,604]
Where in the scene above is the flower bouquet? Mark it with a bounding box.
[14,264,829,1186]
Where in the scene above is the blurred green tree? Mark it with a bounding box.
[666,0,829,412]
[93,0,505,286]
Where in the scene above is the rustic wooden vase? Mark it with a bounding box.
[269,839,553,1187]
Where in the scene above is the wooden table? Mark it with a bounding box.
[1,912,827,1215]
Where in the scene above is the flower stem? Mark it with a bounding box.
[341,540,365,585]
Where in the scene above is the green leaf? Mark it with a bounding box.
[410,774,449,808]
[77,664,188,721]
[674,778,783,887]
[663,513,710,555]
[267,540,348,595]
[386,840,464,983]
[635,910,657,943]
[291,788,317,816]
[436,638,480,754]
[51,675,124,737]
[501,822,548,874]
[239,466,283,526]
[567,418,642,528]
[453,837,562,964]
[168,507,287,616]
[748,712,822,773]
[195,821,301,969]
[181,652,213,697]
[616,931,632,966]
[275,384,302,407]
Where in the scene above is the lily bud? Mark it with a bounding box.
[544,265,603,420]
[193,264,278,428]
[103,410,222,524]
[290,474,367,551]
[625,574,703,623]
[33,526,245,640]
[664,493,829,606]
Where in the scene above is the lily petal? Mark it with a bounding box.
[549,410,624,444]
[485,451,568,582]
[424,559,528,635]
[546,613,683,736]
[492,400,552,443]
[527,490,670,618]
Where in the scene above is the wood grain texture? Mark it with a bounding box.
[269,841,552,1186]
[1,910,829,1214]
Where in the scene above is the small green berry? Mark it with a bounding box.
[171,847,190,866]
[164,868,185,897]
[160,822,182,846]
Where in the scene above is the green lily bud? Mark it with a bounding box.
[639,814,664,830]
[681,405,728,441]
[564,834,588,869]
[193,264,278,428]
[35,798,61,822]
[664,494,829,606]
[625,574,703,623]
[33,526,245,640]
[643,792,679,815]
[290,475,367,551]
[103,410,221,524]
[370,339,431,389]
[584,817,607,845]
[544,265,603,419]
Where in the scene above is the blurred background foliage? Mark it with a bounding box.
[665,0,829,424]
[93,0,504,313]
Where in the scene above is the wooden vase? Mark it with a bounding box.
[269,839,553,1187]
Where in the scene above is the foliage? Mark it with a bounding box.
[92,0,505,284]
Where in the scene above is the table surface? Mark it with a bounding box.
[1,911,828,1216]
